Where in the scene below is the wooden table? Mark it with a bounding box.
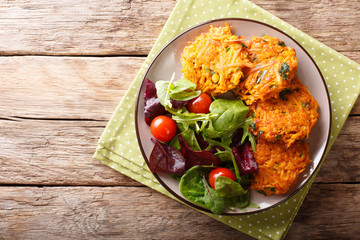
[1,1,359,239]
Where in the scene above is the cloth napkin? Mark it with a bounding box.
[94,0,360,239]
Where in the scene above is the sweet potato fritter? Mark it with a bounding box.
[251,139,311,196]
[181,24,252,96]
[249,78,319,148]
[234,35,297,105]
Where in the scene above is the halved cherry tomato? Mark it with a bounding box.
[150,115,177,142]
[209,167,236,189]
[186,92,212,114]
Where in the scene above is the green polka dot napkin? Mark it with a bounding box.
[94,0,360,239]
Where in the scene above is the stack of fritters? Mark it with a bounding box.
[181,24,319,196]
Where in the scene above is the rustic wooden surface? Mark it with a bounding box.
[0,0,359,239]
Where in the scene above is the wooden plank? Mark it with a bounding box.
[0,56,143,120]
[0,0,176,55]
[0,0,359,55]
[0,186,253,240]
[0,119,140,186]
[287,183,360,239]
[1,116,359,185]
[0,184,358,239]
[1,56,359,121]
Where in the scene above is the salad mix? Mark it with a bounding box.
[144,74,259,214]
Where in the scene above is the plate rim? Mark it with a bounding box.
[135,18,332,215]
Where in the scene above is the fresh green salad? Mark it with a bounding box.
[144,74,259,214]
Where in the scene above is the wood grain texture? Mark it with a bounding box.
[0,56,142,120]
[0,56,359,121]
[0,186,253,240]
[0,0,176,55]
[0,0,359,239]
[0,184,358,240]
[0,116,359,186]
[287,183,360,239]
[0,0,359,55]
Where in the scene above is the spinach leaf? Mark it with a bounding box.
[209,99,249,133]
[179,166,210,207]
[215,176,246,198]
[170,78,201,101]
[156,75,201,107]
[235,190,251,209]
[203,175,226,214]
[155,80,172,107]
[181,129,201,151]
[171,90,201,101]
[171,78,197,93]
[214,151,233,163]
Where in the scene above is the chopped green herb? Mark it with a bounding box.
[279,62,290,80]
[226,47,231,52]
[265,187,276,192]
[276,134,282,140]
[250,123,256,131]
[302,102,310,108]
[257,190,266,195]
[241,43,248,48]
[258,130,264,137]
[205,68,215,75]
[255,69,268,84]
[251,112,256,118]
[300,152,303,158]
[253,56,257,62]
[270,84,277,89]
[279,88,293,101]
[277,41,286,47]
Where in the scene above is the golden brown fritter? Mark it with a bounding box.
[181,24,252,96]
[249,78,319,148]
[233,35,297,105]
[251,139,311,196]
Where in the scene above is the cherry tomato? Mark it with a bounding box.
[186,92,212,114]
[209,167,236,189]
[150,116,177,142]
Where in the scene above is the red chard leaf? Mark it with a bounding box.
[232,143,258,175]
[178,134,221,170]
[144,79,166,125]
[149,138,186,176]
[144,78,157,100]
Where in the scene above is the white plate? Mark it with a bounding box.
[135,18,331,215]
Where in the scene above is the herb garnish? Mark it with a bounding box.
[205,68,215,75]
[255,69,268,84]
[279,62,290,80]
[279,88,293,101]
[277,41,286,47]
[302,102,310,108]
[250,122,256,131]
